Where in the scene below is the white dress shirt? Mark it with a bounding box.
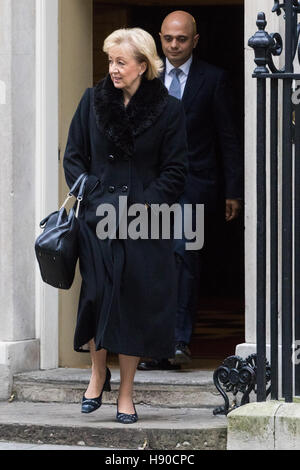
[164,55,193,99]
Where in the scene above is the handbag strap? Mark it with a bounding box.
[60,172,88,210]
[69,172,88,197]
[39,173,89,228]
[75,175,89,217]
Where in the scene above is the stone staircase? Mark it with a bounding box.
[0,367,228,450]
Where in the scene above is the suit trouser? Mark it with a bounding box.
[173,198,220,347]
[175,249,201,345]
[175,251,201,344]
[173,195,203,346]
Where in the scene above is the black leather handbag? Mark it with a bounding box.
[35,173,88,289]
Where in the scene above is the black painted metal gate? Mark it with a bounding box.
[249,0,300,402]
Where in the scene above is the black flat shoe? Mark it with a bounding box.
[173,342,192,365]
[81,367,111,414]
[116,400,138,424]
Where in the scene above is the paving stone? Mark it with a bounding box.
[0,401,227,450]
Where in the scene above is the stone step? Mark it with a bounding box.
[12,368,224,409]
[0,401,227,450]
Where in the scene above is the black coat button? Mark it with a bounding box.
[108,154,115,162]
[108,185,115,193]
[122,185,128,193]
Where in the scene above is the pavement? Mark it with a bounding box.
[0,366,228,450]
[0,441,116,450]
[0,401,227,450]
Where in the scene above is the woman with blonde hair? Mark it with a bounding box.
[63,27,188,424]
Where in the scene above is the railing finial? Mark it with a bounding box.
[248,13,275,74]
[256,11,267,30]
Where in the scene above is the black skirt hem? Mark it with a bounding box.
[74,343,175,360]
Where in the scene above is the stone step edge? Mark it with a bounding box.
[11,391,223,409]
[12,369,216,389]
[12,379,216,392]
[11,383,223,409]
[0,402,227,450]
[0,422,227,450]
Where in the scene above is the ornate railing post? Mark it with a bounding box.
[213,354,271,416]
[213,0,300,410]
[248,12,276,74]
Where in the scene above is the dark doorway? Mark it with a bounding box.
[93,2,245,365]
[129,5,244,131]
[129,4,245,363]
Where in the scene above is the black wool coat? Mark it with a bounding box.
[63,75,188,358]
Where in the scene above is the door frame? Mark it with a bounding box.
[35,0,249,369]
[35,0,59,369]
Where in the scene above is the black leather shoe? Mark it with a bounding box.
[81,367,111,414]
[116,400,138,424]
[173,342,192,364]
[137,358,181,371]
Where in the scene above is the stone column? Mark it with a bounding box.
[0,0,39,399]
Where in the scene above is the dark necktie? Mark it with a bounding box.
[169,68,182,99]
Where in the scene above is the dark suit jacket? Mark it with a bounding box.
[161,56,243,210]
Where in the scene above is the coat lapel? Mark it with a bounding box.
[181,57,206,111]
[93,75,168,157]
[159,68,166,83]
[160,56,206,112]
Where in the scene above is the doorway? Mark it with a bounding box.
[58,0,245,368]
[131,4,244,366]
[92,1,245,366]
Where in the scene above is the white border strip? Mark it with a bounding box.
[35,0,59,369]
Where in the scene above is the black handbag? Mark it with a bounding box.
[35,173,88,289]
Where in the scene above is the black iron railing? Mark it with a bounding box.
[213,1,300,413]
[248,0,300,403]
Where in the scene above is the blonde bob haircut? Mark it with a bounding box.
[103,28,164,80]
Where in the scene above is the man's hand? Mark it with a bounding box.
[225,199,242,222]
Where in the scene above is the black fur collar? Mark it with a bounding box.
[93,74,169,157]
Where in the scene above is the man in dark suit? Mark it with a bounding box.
[138,10,243,370]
